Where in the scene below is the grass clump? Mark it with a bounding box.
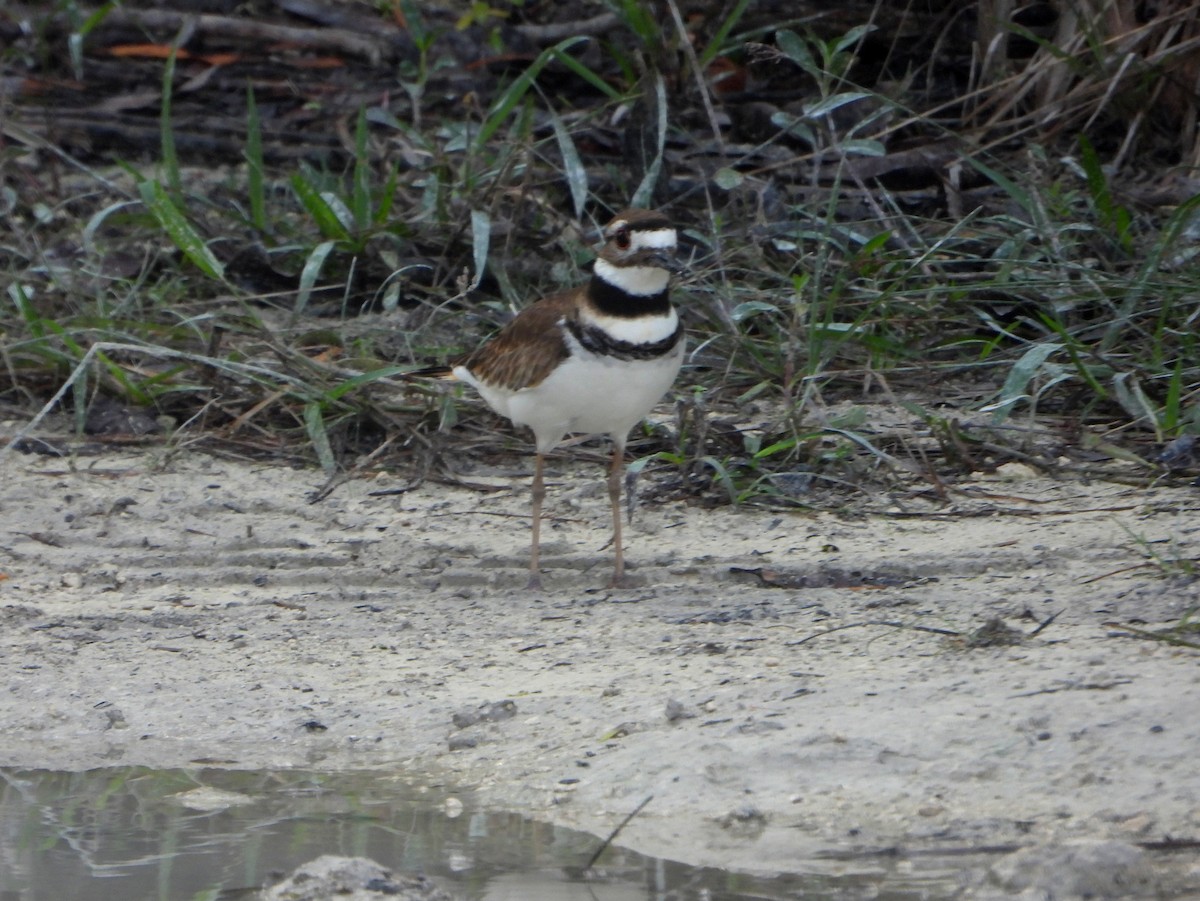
[1,1,1198,507]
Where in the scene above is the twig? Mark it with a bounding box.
[1078,563,1154,584]
[308,435,399,504]
[515,12,621,44]
[100,7,393,64]
[0,120,131,194]
[1010,678,1133,698]
[1103,622,1200,650]
[787,621,961,646]
[582,794,654,875]
[664,0,725,157]
[1028,610,1061,637]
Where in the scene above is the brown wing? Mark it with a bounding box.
[462,291,576,392]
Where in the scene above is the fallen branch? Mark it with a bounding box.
[582,794,654,875]
[787,621,962,646]
[97,7,394,64]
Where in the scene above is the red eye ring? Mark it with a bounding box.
[614,228,631,250]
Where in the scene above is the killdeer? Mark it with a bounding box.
[416,208,686,589]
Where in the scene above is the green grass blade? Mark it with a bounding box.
[616,0,656,44]
[834,23,877,55]
[95,349,151,406]
[548,108,588,218]
[72,3,115,78]
[469,209,491,291]
[396,0,428,46]
[290,170,352,240]
[963,155,1033,217]
[79,2,116,35]
[7,283,46,337]
[326,364,413,401]
[698,0,751,67]
[699,455,738,505]
[159,45,181,195]
[1162,354,1184,435]
[551,48,621,100]
[474,36,589,151]
[990,341,1062,423]
[81,201,138,258]
[138,181,225,279]
[352,106,371,230]
[754,436,798,460]
[1102,192,1200,352]
[295,240,336,317]
[304,402,337,473]
[630,70,667,209]
[1078,134,1131,251]
[72,362,89,435]
[804,91,872,119]
[1112,372,1163,441]
[1039,313,1108,399]
[374,162,400,225]
[776,30,817,77]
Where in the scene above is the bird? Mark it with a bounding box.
[413,208,686,589]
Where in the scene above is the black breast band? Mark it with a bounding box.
[588,275,672,318]
[564,318,684,362]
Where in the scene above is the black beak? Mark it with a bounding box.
[645,249,686,275]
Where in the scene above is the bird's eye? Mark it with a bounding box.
[614,228,631,250]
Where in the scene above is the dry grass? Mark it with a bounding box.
[1,0,1198,506]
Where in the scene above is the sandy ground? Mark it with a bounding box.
[1,439,1199,892]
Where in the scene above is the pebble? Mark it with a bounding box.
[261,855,456,900]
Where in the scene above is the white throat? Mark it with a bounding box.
[594,258,670,296]
[581,306,680,344]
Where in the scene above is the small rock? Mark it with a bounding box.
[965,617,1025,648]
[664,699,696,722]
[734,718,785,735]
[716,804,768,836]
[991,462,1041,481]
[1159,434,1197,469]
[173,787,256,812]
[447,732,480,751]
[261,855,456,900]
[451,699,517,730]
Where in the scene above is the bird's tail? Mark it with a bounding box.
[406,365,457,380]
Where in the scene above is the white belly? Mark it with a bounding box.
[479,340,684,453]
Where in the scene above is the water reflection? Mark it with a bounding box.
[0,767,950,900]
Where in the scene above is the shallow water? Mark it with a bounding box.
[0,766,962,900]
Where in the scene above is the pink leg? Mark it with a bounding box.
[607,441,626,588]
[527,452,545,590]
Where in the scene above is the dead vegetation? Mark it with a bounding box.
[1,0,1199,510]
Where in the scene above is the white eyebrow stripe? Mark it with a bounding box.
[629,228,677,250]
